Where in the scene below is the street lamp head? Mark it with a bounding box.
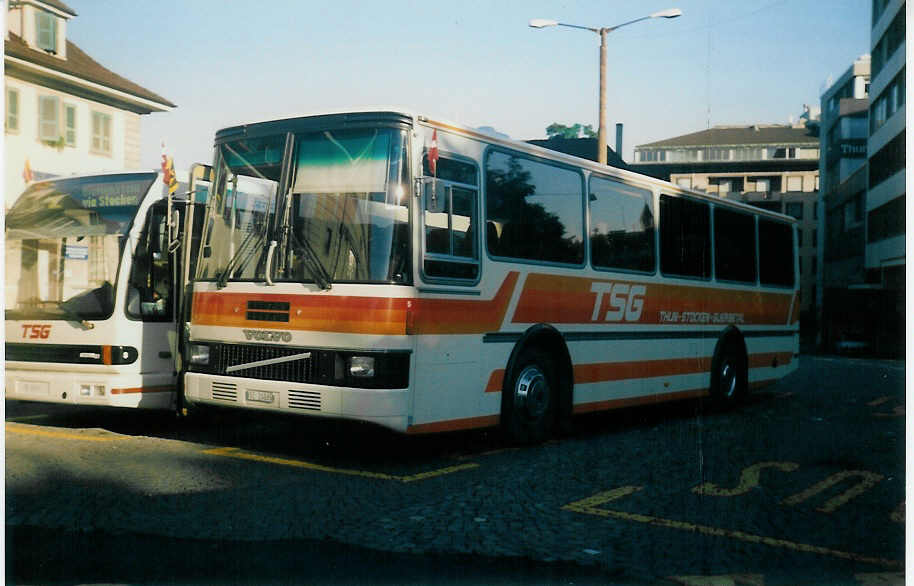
[529,18,559,28]
[649,8,682,19]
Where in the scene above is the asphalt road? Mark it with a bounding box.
[5,355,905,584]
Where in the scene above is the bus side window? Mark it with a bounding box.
[127,202,172,321]
[421,153,480,282]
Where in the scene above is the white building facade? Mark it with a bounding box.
[4,0,174,207]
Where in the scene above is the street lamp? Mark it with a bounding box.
[530,9,682,165]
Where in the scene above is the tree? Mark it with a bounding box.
[546,123,597,139]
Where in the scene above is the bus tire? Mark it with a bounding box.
[710,338,747,408]
[502,347,556,444]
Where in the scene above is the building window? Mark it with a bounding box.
[786,176,803,192]
[755,178,770,193]
[64,104,76,147]
[38,95,60,141]
[785,202,804,220]
[91,111,112,154]
[867,195,905,243]
[6,88,19,132]
[35,11,57,53]
[675,177,692,189]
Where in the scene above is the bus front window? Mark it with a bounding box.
[280,127,411,285]
[4,173,157,321]
[196,135,283,283]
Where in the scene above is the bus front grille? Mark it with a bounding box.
[213,344,314,384]
[288,389,321,411]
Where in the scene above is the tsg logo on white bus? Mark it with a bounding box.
[590,282,646,322]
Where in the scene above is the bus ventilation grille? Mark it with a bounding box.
[216,344,314,384]
[288,389,321,411]
[211,381,238,402]
[246,300,290,322]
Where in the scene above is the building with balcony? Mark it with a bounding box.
[629,116,820,339]
[4,0,175,208]
[818,55,871,352]
[861,0,905,356]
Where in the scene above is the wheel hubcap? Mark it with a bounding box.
[515,365,549,419]
[721,362,737,397]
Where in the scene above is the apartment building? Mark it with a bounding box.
[630,117,820,338]
[4,0,175,207]
[862,0,905,356]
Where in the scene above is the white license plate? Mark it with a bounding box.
[17,381,50,396]
[245,389,275,404]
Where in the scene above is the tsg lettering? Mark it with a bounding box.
[590,283,646,322]
[21,324,51,339]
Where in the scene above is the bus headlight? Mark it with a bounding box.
[349,356,375,378]
[189,344,211,366]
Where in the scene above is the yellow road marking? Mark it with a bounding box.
[782,470,884,513]
[666,574,764,585]
[6,422,123,443]
[203,446,479,482]
[6,414,51,423]
[563,487,902,569]
[693,462,799,497]
[867,396,892,407]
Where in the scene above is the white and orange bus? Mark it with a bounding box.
[5,168,209,409]
[183,110,799,442]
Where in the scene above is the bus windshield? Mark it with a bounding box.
[197,127,411,286]
[5,173,157,321]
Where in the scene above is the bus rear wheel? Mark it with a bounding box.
[710,341,747,407]
[502,348,556,444]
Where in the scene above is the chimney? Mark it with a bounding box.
[615,123,623,158]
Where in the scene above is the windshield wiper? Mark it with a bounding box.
[216,223,267,288]
[288,229,332,290]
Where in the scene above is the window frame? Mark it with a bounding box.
[91,110,112,155]
[38,94,60,142]
[588,173,657,275]
[64,103,76,147]
[658,193,712,281]
[757,217,796,289]
[483,145,586,269]
[35,10,57,53]
[419,151,482,286]
[713,205,758,285]
[6,87,19,132]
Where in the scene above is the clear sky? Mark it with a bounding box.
[66,0,871,168]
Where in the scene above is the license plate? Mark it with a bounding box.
[245,389,275,404]
[17,381,49,396]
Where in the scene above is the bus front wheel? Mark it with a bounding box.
[502,348,556,444]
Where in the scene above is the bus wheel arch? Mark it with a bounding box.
[710,326,748,406]
[500,324,573,443]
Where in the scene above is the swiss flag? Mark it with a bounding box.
[428,129,439,176]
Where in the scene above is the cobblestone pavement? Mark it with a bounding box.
[6,356,905,584]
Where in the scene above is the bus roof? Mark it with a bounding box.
[214,107,799,225]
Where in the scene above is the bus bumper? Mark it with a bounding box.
[183,373,410,433]
[4,364,175,410]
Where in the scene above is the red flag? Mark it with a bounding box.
[22,158,33,183]
[428,129,439,176]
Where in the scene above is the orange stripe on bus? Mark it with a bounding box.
[747,352,793,369]
[573,388,709,414]
[512,273,794,326]
[408,271,519,335]
[110,386,174,395]
[574,357,712,384]
[485,369,505,393]
[191,272,520,336]
[102,345,112,365]
[406,414,499,434]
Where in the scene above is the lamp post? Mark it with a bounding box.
[530,9,682,165]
